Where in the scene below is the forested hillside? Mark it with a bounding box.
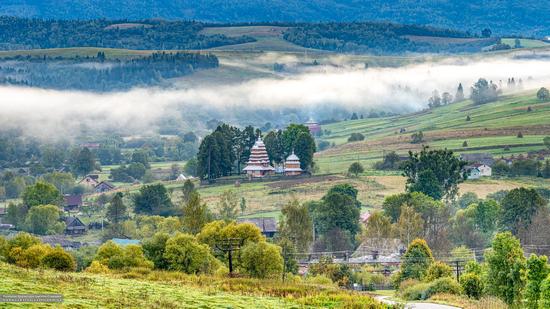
[1,0,549,36]
[0,52,219,91]
[0,17,253,50]
[283,22,498,54]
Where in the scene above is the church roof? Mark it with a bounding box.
[243,137,275,172]
[286,151,300,161]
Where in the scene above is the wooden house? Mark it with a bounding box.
[63,194,83,212]
[237,217,277,238]
[64,217,87,235]
[78,175,100,189]
[94,181,115,193]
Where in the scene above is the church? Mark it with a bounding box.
[243,137,304,178]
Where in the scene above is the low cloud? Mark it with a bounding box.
[1,53,549,139]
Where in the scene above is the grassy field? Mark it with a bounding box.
[316,90,550,173]
[201,26,312,52]
[0,262,387,308]
[501,38,550,48]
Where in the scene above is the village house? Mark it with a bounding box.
[466,167,482,180]
[40,235,83,251]
[111,238,140,246]
[243,137,276,178]
[237,217,278,238]
[94,181,116,193]
[64,217,87,235]
[459,153,495,166]
[63,194,83,212]
[474,163,492,176]
[351,238,406,263]
[0,206,6,223]
[78,174,100,189]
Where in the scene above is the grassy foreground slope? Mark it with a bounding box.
[0,262,387,309]
[316,89,550,173]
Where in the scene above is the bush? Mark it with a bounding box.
[540,274,550,308]
[94,241,153,270]
[426,261,453,282]
[14,244,51,269]
[425,277,462,299]
[348,162,364,177]
[356,271,387,290]
[410,131,424,144]
[71,245,98,271]
[163,233,217,274]
[348,133,365,142]
[85,260,110,274]
[398,278,420,292]
[241,241,283,279]
[460,273,484,299]
[397,239,434,284]
[305,274,334,285]
[42,246,77,271]
[401,282,430,300]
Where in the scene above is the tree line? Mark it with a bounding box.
[197,123,316,180]
[0,52,219,91]
[0,17,254,50]
[283,22,499,54]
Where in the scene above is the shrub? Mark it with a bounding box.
[241,241,283,279]
[398,278,420,292]
[525,254,550,308]
[540,274,550,308]
[305,274,334,285]
[356,271,387,290]
[5,232,40,263]
[94,241,123,266]
[163,233,216,274]
[14,244,51,269]
[401,282,430,300]
[142,232,170,270]
[42,246,77,271]
[348,133,365,142]
[397,239,434,284]
[85,260,110,274]
[0,236,7,261]
[425,277,462,299]
[426,261,453,282]
[348,162,364,177]
[464,260,482,275]
[94,241,153,270]
[71,245,98,271]
[460,273,484,299]
[410,131,424,144]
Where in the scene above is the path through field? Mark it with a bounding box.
[375,296,460,309]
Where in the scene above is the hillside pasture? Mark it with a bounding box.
[200,26,313,52]
[316,90,550,173]
[501,38,550,48]
[0,262,386,308]
[403,35,491,45]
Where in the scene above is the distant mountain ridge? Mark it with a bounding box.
[0,0,549,36]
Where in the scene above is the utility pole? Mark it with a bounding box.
[215,238,243,275]
[455,260,461,282]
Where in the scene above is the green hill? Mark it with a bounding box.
[316,90,550,173]
[1,0,550,36]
